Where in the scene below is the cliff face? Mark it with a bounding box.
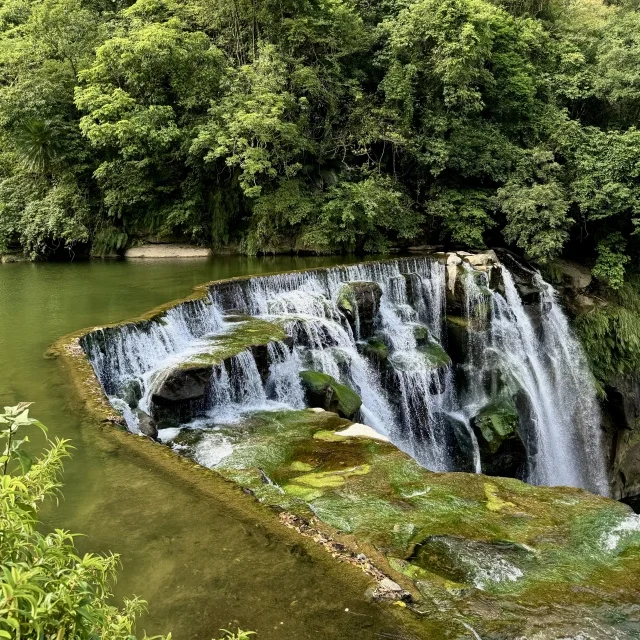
[605,375,640,500]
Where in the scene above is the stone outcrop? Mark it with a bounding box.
[299,370,362,419]
[164,408,640,639]
[606,375,640,499]
[436,250,499,314]
[149,316,287,425]
[545,258,604,316]
[125,244,212,258]
[337,281,382,339]
[472,397,527,478]
[135,408,158,440]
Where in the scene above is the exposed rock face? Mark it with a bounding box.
[606,375,640,499]
[545,259,603,316]
[150,364,212,426]
[152,364,212,403]
[125,244,212,258]
[472,398,527,478]
[445,316,470,364]
[135,409,158,440]
[337,281,382,339]
[550,259,592,291]
[166,408,640,639]
[412,535,534,587]
[149,316,287,425]
[299,370,362,419]
[121,378,143,408]
[358,337,388,370]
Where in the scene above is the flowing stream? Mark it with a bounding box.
[84,256,609,495]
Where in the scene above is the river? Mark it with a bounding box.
[0,256,404,640]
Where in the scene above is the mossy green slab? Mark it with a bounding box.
[179,316,286,369]
[174,408,640,639]
[474,396,519,453]
[299,370,362,418]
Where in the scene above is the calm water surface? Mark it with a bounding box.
[0,256,403,640]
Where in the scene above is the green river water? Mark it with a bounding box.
[0,256,404,640]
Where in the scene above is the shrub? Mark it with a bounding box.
[0,402,255,640]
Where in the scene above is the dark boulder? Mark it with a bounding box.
[412,535,534,587]
[472,397,527,478]
[445,316,470,364]
[621,495,640,514]
[135,408,158,440]
[120,378,143,409]
[151,365,212,404]
[337,281,382,339]
[605,374,640,499]
[358,337,389,371]
[149,364,212,426]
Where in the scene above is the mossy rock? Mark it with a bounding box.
[412,535,536,588]
[359,337,389,367]
[473,398,519,454]
[472,397,527,478]
[173,427,206,449]
[336,281,382,339]
[184,316,286,370]
[149,316,286,423]
[166,407,640,638]
[120,378,143,408]
[413,325,431,346]
[419,339,451,369]
[446,315,470,364]
[299,370,362,419]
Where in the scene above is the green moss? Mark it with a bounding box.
[446,315,469,328]
[574,276,640,386]
[290,461,315,471]
[173,428,205,448]
[419,339,451,369]
[313,429,348,442]
[474,398,519,453]
[299,370,362,419]
[293,464,371,488]
[360,338,389,363]
[337,285,354,313]
[183,317,286,368]
[283,484,324,501]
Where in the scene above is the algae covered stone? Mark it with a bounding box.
[149,316,286,424]
[472,397,527,477]
[299,370,362,419]
[336,281,382,338]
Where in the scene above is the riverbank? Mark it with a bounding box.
[52,254,640,638]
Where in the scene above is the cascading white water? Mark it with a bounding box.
[83,256,610,495]
[266,341,306,409]
[83,298,223,398]
[458,265,608,494]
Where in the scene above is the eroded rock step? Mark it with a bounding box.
[161,408,640,639]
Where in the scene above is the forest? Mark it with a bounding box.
[0,0,639,289]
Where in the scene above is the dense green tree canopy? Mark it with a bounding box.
[0,0,639,285]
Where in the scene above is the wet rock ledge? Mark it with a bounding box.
[163,408,640,640]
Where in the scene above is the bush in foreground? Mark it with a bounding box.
[0,402,253,640]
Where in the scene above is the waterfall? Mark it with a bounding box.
[458,265,608,494]
[82,298,223,399]
[203,351,269,424]
[266,342,306,409]
[82,256,610,495]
